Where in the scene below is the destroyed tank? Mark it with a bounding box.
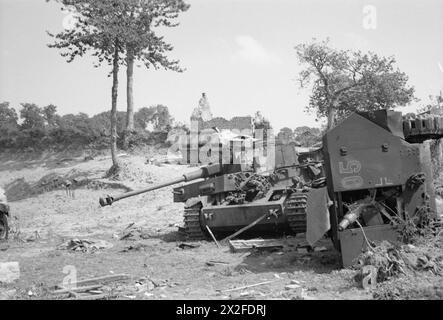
[99,144,325,240]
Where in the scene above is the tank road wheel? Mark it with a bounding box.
[0,213,9,241]
[285,193,308,234]
[183,203,207,241]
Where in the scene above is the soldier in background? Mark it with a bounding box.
[0,187,10,240]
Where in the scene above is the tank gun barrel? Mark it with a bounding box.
[99,164,222,207]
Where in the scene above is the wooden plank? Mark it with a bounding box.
[220,280,279,292]
[228,239,286,253]
[221,214,270,243]
[57,274,130,289]
[205,225,221,249]
[53,284,103,295]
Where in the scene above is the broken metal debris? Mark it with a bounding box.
[178,243,200,249]
[57,239,113,253]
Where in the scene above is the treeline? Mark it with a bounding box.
[0,102,180,151]
[276,126,323,147]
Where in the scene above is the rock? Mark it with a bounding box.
[0,289,16,300]
[314,246,327,252]
[285,284,301,290]
[290,280,300,285]
[0,262,20,284]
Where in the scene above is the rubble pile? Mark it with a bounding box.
[4,169,129,201]
[106,160,154,185]
[355,226,443,299]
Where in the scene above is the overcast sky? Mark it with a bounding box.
[0,0,442,130]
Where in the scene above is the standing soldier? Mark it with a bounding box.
[0,187,9,240]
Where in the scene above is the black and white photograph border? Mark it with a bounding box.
[0,0,442,304]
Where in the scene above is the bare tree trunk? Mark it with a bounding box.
[327,106,336,130]
[123,48,135,149]
[327,98,340,130]
[110,42,120,169]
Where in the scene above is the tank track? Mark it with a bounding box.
[285,192,308,234]
[183,204,207,241]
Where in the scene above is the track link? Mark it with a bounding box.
[183,204,207,240]
[285,192,308,234]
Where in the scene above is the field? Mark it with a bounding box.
[0,152,441,300]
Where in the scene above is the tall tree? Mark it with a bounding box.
[43,104,59,128]
[20,103,45,130]
[0,102,18,130]
[119,0,190,147]
[295,39,416,129]
[0,102,19,146]
[48,0,129,171]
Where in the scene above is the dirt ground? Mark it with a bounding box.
[0,153,441,300]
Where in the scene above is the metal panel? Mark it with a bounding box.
[339,224,399,267]
[325,113,405,192]
[202,201,286,230]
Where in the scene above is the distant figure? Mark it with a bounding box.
[191,92,213,122]
[64,180,75,199]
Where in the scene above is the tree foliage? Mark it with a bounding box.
[0,101,175,151]
[20,103,46,130]
[293,126,322,147]
[134,105,173,131]
[47,0,133,168]
[116,0,189,144]
[295,39,416,129]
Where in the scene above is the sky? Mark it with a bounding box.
[0,0,442,130]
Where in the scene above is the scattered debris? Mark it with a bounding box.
[121,242,150,252]
[57,239,113,253]
[228,239,294,253]
[119,224,152,241]
[205,260,229,267]
[355,240,443,284]
[53,284,103,295]
[284,284,301,290]
[53,274,130,299]
[178,243,200,249]
[296,247,310,254]
[220,280,280,293]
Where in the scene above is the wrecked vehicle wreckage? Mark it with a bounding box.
[99,109,443,267]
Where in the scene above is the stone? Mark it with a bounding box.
[0,262,20,284]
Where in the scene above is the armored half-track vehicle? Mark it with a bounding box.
[99,144,325,239]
